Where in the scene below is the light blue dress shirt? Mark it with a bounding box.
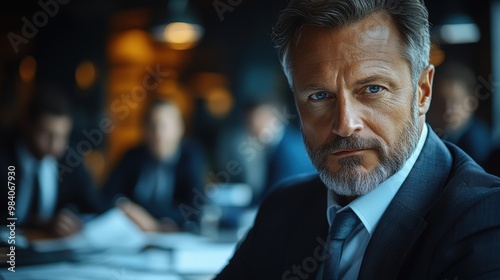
[16,144,58,224]
[316,125,428,279]
[37,156,58,222]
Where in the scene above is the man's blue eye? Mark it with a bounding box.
[366,85,382,94]
[310,92,328,100]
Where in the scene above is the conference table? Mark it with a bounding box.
[0,209,241,280]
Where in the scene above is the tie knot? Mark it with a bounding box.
[329,210,360,240]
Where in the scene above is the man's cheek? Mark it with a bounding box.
[304,118,332,139]
[301,124,320,142]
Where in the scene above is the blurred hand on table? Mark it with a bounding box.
[117,199,180,233]
[52,208,83,237]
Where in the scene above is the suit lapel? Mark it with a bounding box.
[358,127,453,279]
[283,178,329,279]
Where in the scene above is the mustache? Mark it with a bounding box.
[315,135,383,155]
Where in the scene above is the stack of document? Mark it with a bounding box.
[1,208,237,279]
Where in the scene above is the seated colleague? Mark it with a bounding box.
[427,61,492,165]
[245,101,316,202]
[103,98,205,232]
[216,1,500,279]
[217,100,315,205]
[0,86,109,237]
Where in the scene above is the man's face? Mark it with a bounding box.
[434,81,472,131]
[31,114,72,159]
[290,13,432,196]
[145,104,184,159]
[247,105,283,143]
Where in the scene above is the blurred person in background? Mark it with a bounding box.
[427,61,492,165]
[0,85,109,237]
[103,98,206,232]
[216,100,315,205]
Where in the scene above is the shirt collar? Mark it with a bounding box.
[327,124,428,235]
[17,142,59,175]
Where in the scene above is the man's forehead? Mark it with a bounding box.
[287,13,406,77]
[297,13,400,53]
[34,114,70,130]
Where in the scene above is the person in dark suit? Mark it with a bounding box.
[245,101,315,198]
[213,101,315,229]
[216,0,500,279]
[217,101,315,205]
[427,61,492,165]
[103,98,205,232]
[0,86,109,237]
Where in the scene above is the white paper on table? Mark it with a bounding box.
[0,262,182,280]
[145,232,211,250]
[173,243,237,275]
[81,208,146,250]
[31,233,89,253]
[32,208,146,252]
[76,247,172,272]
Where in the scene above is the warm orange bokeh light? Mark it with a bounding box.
[76,60,97,90]
[19,56,37,83]
[163,22,203,50]
[430,43,445,67]
[206,87,233,118]
[108,29,154,64]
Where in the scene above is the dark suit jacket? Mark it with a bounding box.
[216,127,500,280]
[485,148,500,178]
[0,141,109,227]
[102,139,205,226]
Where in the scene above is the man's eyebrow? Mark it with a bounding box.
[298,75,397,92]
[299,84,327,92]
[355,75,395,86]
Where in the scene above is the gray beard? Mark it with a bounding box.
[304,101,421,197]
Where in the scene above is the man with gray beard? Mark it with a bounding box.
[215,0,500,279]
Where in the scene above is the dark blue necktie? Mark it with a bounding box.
[322,210,360,280]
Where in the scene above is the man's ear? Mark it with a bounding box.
[417,64,434,116]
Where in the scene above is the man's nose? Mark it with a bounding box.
[331,94,363,137]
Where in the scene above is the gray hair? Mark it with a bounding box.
[272,0,430,89]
